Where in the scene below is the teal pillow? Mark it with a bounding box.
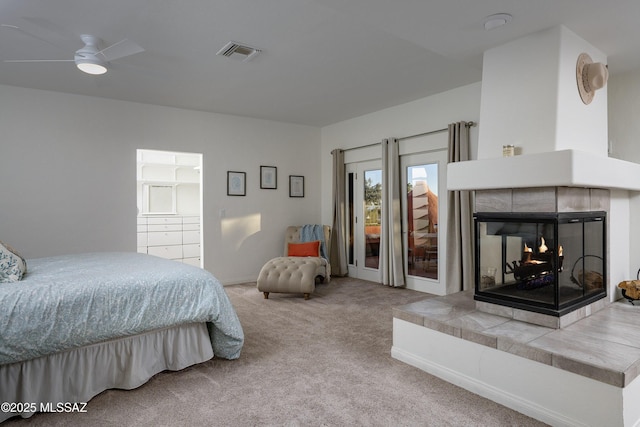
[0,241,27,282]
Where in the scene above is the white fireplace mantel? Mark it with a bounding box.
[447,149,640,192]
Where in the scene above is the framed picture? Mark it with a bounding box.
[260,166,277,189]
[289,175,304,197]
[227,171,246,196]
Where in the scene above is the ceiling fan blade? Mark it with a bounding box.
[96,39,144,62]
[0,24,68,50]
[4,59,73,63]
[19,17,78,41]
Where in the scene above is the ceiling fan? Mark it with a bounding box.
[2,27,144,75]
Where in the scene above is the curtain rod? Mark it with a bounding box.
[398,121,475,142]
[334,121,475,153]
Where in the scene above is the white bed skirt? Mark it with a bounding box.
[0,323,213,422]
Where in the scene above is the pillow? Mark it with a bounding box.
[0,241,27,283]
[288,241,321,257]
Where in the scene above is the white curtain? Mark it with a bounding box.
[446,122,474,292]
[330,149,348,276]
[380,138,405,287]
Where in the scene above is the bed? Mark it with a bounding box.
[0,251,244,422]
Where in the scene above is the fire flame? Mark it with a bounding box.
[539,237,548,253]
[523,240,562,256]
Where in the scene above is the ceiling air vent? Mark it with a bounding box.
[216,41,261,61]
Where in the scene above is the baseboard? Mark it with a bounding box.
[220,275,258,286]
[391,346,581,427]
[391,318,630,426]
[404,281,446,295]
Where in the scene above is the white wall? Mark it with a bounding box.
[478,26,608,159]
[608,70,640,164]
[609,69,640,278]
[0,84,321,284]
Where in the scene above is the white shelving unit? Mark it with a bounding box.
[136,149,202,267]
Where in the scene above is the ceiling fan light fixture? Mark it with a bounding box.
[76,56,107,75]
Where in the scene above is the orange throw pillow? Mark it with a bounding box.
[288,241,320,257]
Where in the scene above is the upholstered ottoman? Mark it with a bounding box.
[257,257,323,300]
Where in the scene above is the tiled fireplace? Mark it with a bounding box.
[473,187,609,328]
[393,25,640,427]
[445,26,623,327]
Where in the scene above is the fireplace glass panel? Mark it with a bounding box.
[475,212,606,316]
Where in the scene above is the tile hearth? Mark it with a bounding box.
[393,290,640,388]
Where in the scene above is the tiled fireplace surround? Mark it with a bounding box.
[391,186,640,426]
[474,186,611,329]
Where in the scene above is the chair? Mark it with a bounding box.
[257,225,331,300]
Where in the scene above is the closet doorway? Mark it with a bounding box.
[136,149,203,268]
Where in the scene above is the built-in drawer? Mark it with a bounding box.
[137,217,148,225]
[147,231,182,246]
[183,230,200,245]
[182,222,200,231]
[147,245,182,260]
[148,224,182,232]
[182,216,200,224]
[183,244,201,258]
[137,224,148,232]
[147,216,182,225]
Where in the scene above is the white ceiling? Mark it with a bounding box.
[1,0,639,127]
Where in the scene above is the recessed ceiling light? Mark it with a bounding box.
[483,13,512,31]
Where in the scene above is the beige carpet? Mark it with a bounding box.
[5,278,546,426]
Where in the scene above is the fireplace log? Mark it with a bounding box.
[618,280,640,301]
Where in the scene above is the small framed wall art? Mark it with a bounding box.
[289,175,304,198]
[227,171,246,196]
[260,166,277,189]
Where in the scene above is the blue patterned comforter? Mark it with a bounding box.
[0,252,244,365]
